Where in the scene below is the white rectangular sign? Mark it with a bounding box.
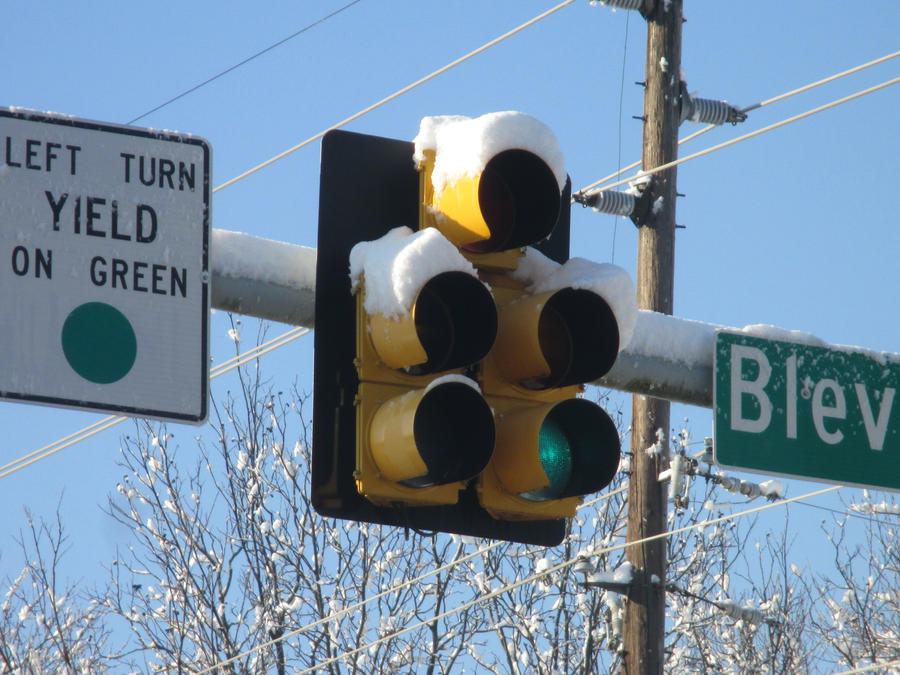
[0,107,210,423]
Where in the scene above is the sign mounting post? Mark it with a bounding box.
[0,107,210,424]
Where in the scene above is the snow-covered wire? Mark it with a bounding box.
[794,500,899,528]
[199,483,841,674]
[831,659,900,675]
[213,0,577,193]
[666,583,776,627]
[0,327,311,480]
[591,76,900,194]
[576,49,900,196]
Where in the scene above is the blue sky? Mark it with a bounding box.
[2,0,899,586]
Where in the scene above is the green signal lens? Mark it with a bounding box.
[520,417,573,501]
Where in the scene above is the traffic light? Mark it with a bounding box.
[350,228,497,507]
[312,114,630,545]
[477,286,622,521]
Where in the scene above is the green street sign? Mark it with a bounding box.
[714,330,900,491]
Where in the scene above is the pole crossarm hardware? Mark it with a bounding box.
[572,174,656,226]
[679,83,747,127]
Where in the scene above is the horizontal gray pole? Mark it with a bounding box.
[597,312,842,408]
[210,230,835,410]
[596,311,720,408]
[210,229,317,328]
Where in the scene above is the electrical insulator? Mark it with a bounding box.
[576,189,636,217]
[681,91,747,126]
[606,592,624,643]
[718,600,766,625]
[668,453,685,503]
[591,0,644,9]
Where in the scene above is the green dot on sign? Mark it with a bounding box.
[61,302,137,384]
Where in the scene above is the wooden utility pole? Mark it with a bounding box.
[623,1,682,673]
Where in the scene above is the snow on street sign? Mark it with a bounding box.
[0,108,210,423]
[714,330,900,491]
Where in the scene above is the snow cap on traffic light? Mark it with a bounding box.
[511,246,638,352]
[349,225,481,319]
[413,111,567,196]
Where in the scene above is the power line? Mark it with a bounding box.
[592,76,900,194]
[0,327,310,480]
[793,499,899,529]
[125,0,365,125]
[212,0,577,193]
[0,415,126,480]
[0,415,121,476]
[831,658,900,675]
[610,10,632,263]
[576,49,900,196]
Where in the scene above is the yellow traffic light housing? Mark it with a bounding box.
[357,378,495,507]
[490,286,620,391]
[360,270,497,377]
[353,260,497,507]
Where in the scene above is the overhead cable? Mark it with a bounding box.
[212,0,577,193]
[126,0,365,125]
[577,49,900,196]
[831,659,900,675]
[289,485,840,675]
[593,76,900,195]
